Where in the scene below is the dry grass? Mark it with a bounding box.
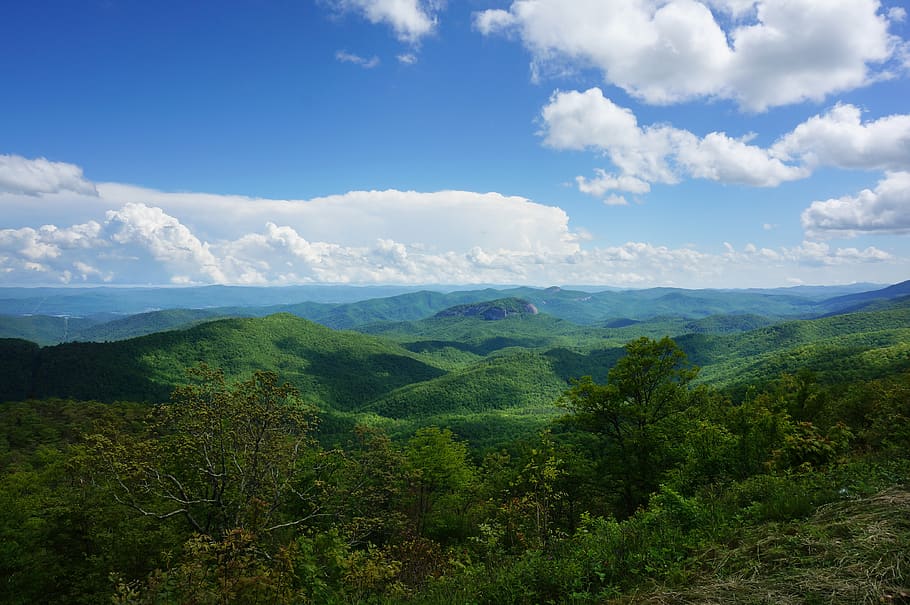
[610,488,910,605]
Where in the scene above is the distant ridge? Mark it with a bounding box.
[820,280,910,313]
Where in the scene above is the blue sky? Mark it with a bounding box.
[1,0,909,288]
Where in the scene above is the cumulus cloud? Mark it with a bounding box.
[475,0,901,111]
[0,208,902,287]
[397,53,418,64]
[786,241,893,265]
[722,240,892,268]
[772,104,910,171]
[541,90,910,200]
[326,0,441,43]
[105,203,227,283]
[0,164,904,286]
[0,222,103,262]
[0,154,97,196]
[603,194,631,207]
[0,183,586,285]
[335,50,380,68]
[541,88,808,198]
[94,184,580,255]
[802,171,910,237]
[576,170,650,197]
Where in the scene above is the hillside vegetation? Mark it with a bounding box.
[1,282,909,604]
[3,300,910,447]
[14,314,445,409]
[1,331,908,604]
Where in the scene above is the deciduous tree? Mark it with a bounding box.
[564,337,698,515]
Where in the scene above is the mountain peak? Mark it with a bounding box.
[434,297,539,320]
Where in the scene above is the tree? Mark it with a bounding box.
[90,365,325,539]
[403,427,476,539]
[564,337,698,515]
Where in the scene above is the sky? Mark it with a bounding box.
[1,0,909,289]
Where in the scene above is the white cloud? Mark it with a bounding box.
[541,88,808,198]
[327,0,440,43]
[576,170,651,196]
[675,131,810,186]
[0,228,62,261]
[473,9,516,35]
[802,171,910,237]
[397,53,418,64]
[475,0,901,111]
[542,90,910,199]
[0,165,905,287]
[335,50,381,68]
[105,203,227,284]
[0,209,902,287]
[785,241,893,265]
[603,194,631,207]
[0,222,103,262]
[0,154,97,196]
[772,104,910,171]
[94,184,580,255]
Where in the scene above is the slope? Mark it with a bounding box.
[679,307,910,389]
[24,314,446,409]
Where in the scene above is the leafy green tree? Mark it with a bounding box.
[498,431,567,550]
[403,426,476,539]
[329,425,409,546]
[90,365,325,539]
[564,337,699,515]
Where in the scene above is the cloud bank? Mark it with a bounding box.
[0,154,98,197]
[0,156,902,287]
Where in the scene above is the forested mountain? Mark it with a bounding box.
[5,314,446,409]
[2,294,909,441]
[2,282,909,604]
[3,281,906,346]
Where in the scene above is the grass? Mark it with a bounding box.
[614,487,910,604]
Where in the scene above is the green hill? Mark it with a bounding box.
[0,315,101,346]
[364,349,568,419]
[71,308,235,342]
[22,314,446,409]
[679,307,910,389]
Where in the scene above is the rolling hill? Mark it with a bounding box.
[9,314,446,409]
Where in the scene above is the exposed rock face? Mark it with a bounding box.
[434,298,539,320]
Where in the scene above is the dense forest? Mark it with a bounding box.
[1,284,909,603]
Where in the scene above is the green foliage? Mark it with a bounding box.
[0,315,100,346]
[0,400,180,605]
[88,365,323,538]
[404,427,477,540]
[683,308,910,390]
[113,529,303,605]
[23,314,446,408]
[564,337,699,515]
[0,338,39,402]
[369,349,568,418]
[3,298,910,605]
